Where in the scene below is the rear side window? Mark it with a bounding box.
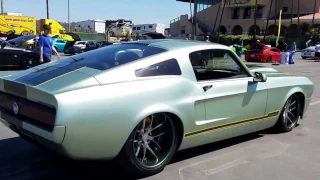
[135,59,181,77]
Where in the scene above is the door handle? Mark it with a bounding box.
[203,85,213,92]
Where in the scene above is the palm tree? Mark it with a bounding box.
[290,0,293,26]
[46,0,49,19]
[297,0,300,37]
[216,0,226,43]
[189,0,193,39]
[263,0,273,41]
[312,0,317,26]
[212,0,222,36]
[253,0,258,40]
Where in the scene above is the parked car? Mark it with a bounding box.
[0,38,40,69]
[301,46,315,59]
[244,42,281,63]
[0,39,314,177]
[52,38,68,52]
[64,40,97,55]
[96,41,120,48]
[7,35,38,49]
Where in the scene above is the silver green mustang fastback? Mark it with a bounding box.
[0,39,314,177]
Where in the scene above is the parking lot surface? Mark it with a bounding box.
[1,52,320,180]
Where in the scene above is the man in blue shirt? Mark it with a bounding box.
[39,24,60,63]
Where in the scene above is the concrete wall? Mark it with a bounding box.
[169,14,204,37]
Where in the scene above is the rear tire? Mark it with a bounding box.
[302,57,307,59]
[274,94,301,133]
[117,113,178,177]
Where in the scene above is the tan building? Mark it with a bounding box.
[170,0,320,38]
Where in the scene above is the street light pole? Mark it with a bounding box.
[1,0,4,15]
[46,0,49,19]
[68,0,70,32]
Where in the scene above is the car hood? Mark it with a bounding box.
[1,61,102,95]
[247,64,292,77]
[2,46,40,54]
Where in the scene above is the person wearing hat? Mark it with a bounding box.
[39,24,60,63]
[204,36,210,42]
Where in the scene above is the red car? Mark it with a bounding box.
[245,42,281,63]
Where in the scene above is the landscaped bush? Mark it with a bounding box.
[213,34,282,47]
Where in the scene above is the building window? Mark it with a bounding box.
[257,6,263,18]
[282,7,288,12]
[149,25,152,28]
[233,8,240,19]
[243,7,251,19]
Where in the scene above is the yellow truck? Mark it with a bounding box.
[0,15,36,36]
[0,15,79,41]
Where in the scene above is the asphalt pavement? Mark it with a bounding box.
[1,52,320,180]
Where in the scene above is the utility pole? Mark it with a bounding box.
[46,0,49,19]
[68,0,70,32]
[1,0,4,15]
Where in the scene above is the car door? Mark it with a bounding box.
[0,47,19,66]
[54,40,65,52]
[271,48,281,61]
[188,49,268,141]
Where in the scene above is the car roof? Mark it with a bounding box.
[123,39,227,51]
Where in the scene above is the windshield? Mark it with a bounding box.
[7,35,37,47]
[0,39,13,47]
[44,43,167,71]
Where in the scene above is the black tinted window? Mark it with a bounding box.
[135,59,181,77]
[47,44,167,71]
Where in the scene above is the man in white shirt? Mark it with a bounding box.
[315,42,320,62]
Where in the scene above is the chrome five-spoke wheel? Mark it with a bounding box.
[276,94,301,132]
[120,113,178,177]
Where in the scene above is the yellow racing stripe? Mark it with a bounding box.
[184,111,280,138]
[36,66,86,87]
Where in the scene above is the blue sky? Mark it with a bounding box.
[3,0,191,27]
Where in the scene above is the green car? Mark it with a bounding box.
[0,39,314,177]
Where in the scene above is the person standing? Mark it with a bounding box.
[185,34,191,40]
[289,42,296,64]
[315,42,320,62]
[39,24,60,64]
[204,36,210,42]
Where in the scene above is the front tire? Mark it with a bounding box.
[118,113,178,177]
[274,94,301,133]
[21,55,39,69]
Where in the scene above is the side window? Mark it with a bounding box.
[189,49,249,81]
[135,59,182,77]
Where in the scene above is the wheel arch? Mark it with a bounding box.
[132,105,185,150]
[282,88,306,118]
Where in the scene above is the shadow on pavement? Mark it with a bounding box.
[0,132,265,180]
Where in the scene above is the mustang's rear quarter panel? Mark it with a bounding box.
[54,77,203,159]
